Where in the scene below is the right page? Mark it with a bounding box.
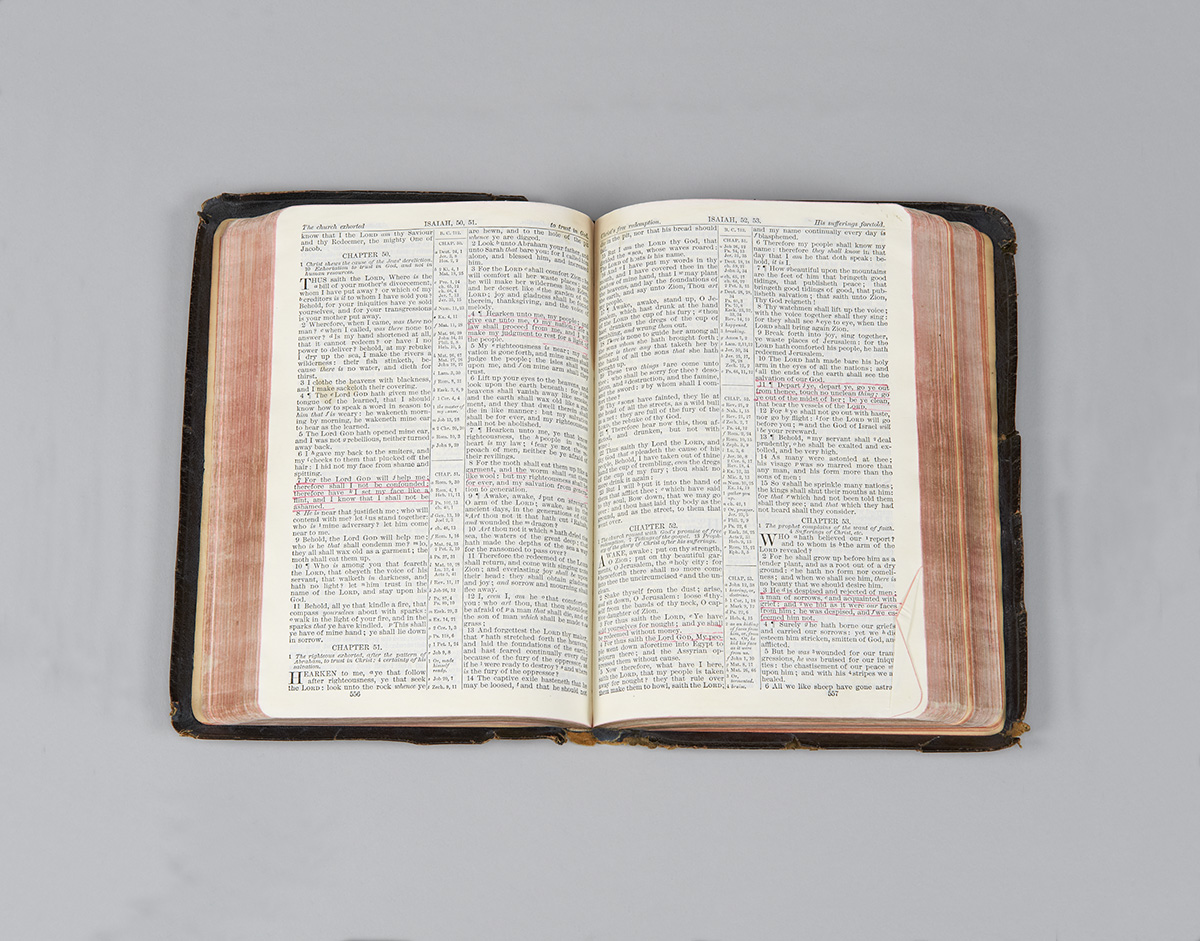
[593,200,927,728]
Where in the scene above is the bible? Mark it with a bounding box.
[171,191,1026,750]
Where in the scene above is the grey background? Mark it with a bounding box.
[2,1,1197,938]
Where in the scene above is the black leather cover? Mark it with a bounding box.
[171,193,1025,750]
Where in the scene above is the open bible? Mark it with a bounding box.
[172,192,1026,749]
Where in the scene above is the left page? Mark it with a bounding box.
[256,201,593,726]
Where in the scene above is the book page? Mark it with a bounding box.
[593,200,925,726]
[257,201,593,725]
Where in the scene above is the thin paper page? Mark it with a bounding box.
[592,199,925,726]
[257,201,594,725]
